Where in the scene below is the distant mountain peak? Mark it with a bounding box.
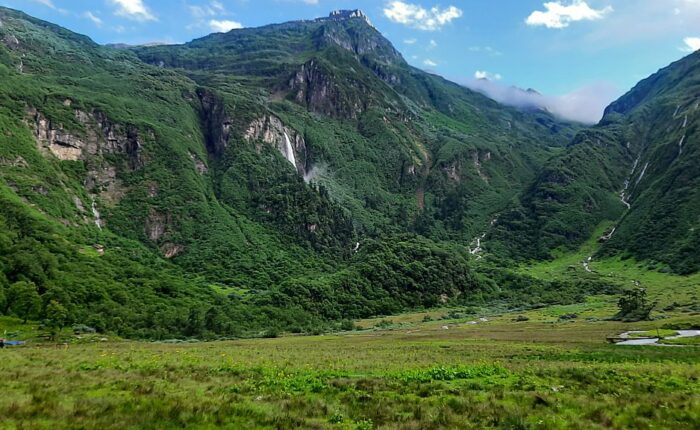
[325,9,373,27]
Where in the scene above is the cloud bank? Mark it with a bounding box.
[464,78,619,124]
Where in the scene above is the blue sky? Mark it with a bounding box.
[3,0,700,122]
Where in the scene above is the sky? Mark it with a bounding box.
[2,0,699,123]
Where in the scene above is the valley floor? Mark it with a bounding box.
[1,308,698,429]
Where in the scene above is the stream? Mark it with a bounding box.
[616,330,700,346]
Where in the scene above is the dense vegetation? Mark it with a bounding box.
[0,6,698,339]
[490,51,700,273]
[1,311,698,429]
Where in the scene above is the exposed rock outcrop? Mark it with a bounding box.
[29,107,145,208]
[289,59,365,119]
[160,243,184,259]
[196,88,231,157]
[29,108,144,167]
[472,151,490,183]
[314,10,403,66]
[189,152,208,175]
[244,115,307,174]
[2,33,19,50]
[145,209,168,242]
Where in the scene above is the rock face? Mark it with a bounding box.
[145,209,168,241]
[2,33,19,49]
[189,152,208,175]
[29,108,144,168]
[315,10,403,66]
[326,10,373,26]
[244,115,307,174]
[29,107,146,209]
[290,59,365,119]
[196,88,231,157]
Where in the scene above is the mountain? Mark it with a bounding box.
[489,51,700,274]
[0,7,693,338]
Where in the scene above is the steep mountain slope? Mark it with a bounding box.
[135,10,578,242]
[0,7,590,337]
[490,51,700,274]
[601,51,700,274]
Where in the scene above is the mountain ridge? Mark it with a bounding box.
[0,6,696,339]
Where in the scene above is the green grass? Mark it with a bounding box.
[627,329,679,338]
[519,221,700,316]
[1,313,698,429]
[659,336,700,346]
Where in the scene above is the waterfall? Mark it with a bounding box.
[635,162,649,186]
[91,196,102,230]
[283,132,297,168]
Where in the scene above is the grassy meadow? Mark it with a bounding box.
[1,305,699,429]
[1,236,699,430]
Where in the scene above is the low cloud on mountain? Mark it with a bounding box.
[463,77,620,124]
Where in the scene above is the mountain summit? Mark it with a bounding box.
[325,9,374,27]
[0,5,698,341]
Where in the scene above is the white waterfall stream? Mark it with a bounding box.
[635,162,649,186]
[283,132,297,168]
[619,156,639,209]
[91,196,102,230]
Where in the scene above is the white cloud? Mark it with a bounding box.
[384,1,463,31]
[423,59,438,67]
[190,1,228,18]
[428,39,438,49]
[209,19,243,32]
[29,0,68,14]
[526,1,612,29]
[210,0,225,12]
[109,0,157,22]
[474,70,502,81]
[681,37,700,52]
[29,0,55,8]
[464,78,619,124]
[83,11,103,27]
[404,38,417,44]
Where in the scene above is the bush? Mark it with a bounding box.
[339,319,355,331]
[262,329,279,338]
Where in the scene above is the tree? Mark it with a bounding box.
[615,288,654,321]
[204,307,223,333]
[0,285,6,314]
[185,308,203,337]
[8,281,41,323]
[44,300,68,340]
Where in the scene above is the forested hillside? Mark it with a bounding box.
[489,51,700,274]
[0,7,696,338]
